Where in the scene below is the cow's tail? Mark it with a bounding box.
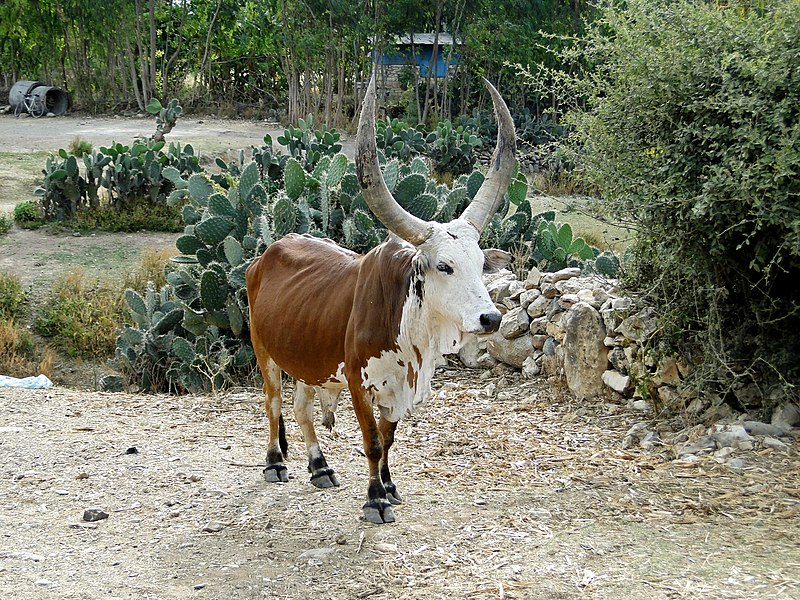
[278,414,288,457]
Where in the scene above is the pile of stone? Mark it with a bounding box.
[463,266,800,428]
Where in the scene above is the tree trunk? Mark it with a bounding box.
[420,0,443,124]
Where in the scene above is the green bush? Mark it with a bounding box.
[68,137,92,156]
[0,272,27,319]
[34,272,127,359]
[13,201,45,229]
[0,212,11,235]
[63,201,184,233]
[557,0,800,408]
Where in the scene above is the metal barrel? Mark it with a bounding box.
[9,80,69,115]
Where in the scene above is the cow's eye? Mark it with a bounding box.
[437,262,454,275]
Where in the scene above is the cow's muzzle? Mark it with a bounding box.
[479,312,502,333]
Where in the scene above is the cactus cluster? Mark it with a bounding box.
[147,98,184,143]
[35,137,201,220]
[277,114,342,170]
[376,118,427,161]
[109,281,254,393]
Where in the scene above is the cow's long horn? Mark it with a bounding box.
[459,79,517,234]
[356,72,432,245]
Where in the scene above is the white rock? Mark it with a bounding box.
[499,307,531,340]
[611,297,633,311]
[298,547,335,560]
[762,436,789,451]
[771,402,800,429]
[561,302,609,400]
[602,370,631,394]
[522,356,541,379]
[519,288,540,309]
[487,333,535,369]
[526,295,550,318]
[541,267,581,284]
[524,267,542,289]
[558,294,580,309]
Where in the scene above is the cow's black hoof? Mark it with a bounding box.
[362,499,396,524]
[384,482,403,505]
[310,467,340,489]
[264,464,289,483]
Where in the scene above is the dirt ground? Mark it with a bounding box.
[1,374,798,600]
[0,112,797,599]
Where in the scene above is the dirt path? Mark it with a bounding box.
[0,114,283,155]
[1,372,798,600]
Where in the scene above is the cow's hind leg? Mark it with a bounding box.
[378,416,402,505]
[294,382,340,489]
[260,355,289,483]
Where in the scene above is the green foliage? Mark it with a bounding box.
[277,114,343,170]
[60,202,184,233]
[34,272,126,359]
[555,0,800,405]
[427,120,482,177]
[0,212,11,235]
[376,118,427,161]
[110,281,257,394]
[13,201,45,229]
[0,272,27,320]
[68,137,93,156]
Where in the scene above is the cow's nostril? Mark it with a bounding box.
[480,312,502,332]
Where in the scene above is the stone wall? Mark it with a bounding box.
[459,267,693,414]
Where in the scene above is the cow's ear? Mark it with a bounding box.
[483,249,512,273]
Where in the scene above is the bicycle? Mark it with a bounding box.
[14,92,46,118]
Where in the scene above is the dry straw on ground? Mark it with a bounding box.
[0,367,798,599]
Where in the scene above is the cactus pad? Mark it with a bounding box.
[238,161,260,201]
[176,234,205,255]
[394,174,426,206]
[200,269,229,312]
[284,158,306,201]
[195,216,234,246]
[273,195,296,237]
[326,154,348,188]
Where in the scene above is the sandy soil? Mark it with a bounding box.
[1,372,798,600]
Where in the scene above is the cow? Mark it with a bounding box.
[245,72,516,524]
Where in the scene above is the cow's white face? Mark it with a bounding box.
[413,219,510,337]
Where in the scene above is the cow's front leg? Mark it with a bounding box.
[294,382,340,488]
[379,416,402,505]
[351,387,395,524]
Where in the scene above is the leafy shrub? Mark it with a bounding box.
[13,201,45,229]
[63,201,183,233]
[0,272,27,319]
[68,137,92,156]
[553,0,800,407]
[34,272,127,359]
[0,212,11,235]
